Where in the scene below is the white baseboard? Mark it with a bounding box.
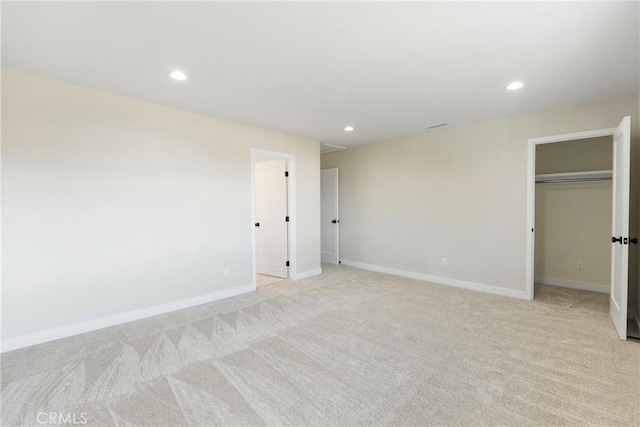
[292,268,323,281]
[341,260,529,300]
[0,284,255,354]
[534,275,609,294]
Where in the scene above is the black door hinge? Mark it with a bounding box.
[285,171,289,177]
[286,261,290,267]
[614,236,637,245]
[285,216,289,222]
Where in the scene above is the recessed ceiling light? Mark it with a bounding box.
[506,81,524,91]
[344,126,354,132]
[170,70,188,81]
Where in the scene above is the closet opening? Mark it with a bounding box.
[533,136,613,305]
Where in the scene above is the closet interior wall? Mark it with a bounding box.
[534,137,613,293]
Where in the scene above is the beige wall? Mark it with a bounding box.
[2,69,321,340]
[628,61,640,320]
[535,182,611,289]
[535,136,612,174]
[322,96,639,293]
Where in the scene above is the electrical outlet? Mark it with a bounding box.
[223,267,230,277]
[441,257,448,266]
[577,261,584,270]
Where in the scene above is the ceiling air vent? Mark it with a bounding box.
[427,123,448,130]
[321,143,348,154]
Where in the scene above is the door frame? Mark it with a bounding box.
[526,126,615,301]
[251,149,296,289]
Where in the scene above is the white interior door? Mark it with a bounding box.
[255,159,288,278]
[321,168,339,264]
[610,116,630,340]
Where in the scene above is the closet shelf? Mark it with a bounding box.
[535,170,612,184]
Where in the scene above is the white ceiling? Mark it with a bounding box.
[3,2,639,148]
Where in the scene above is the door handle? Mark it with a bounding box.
[612,236,622,244]
[630,237,638,245]
[255,223,260,227]
[332,220,339,224]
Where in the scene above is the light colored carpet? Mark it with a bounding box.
[2,265,638,426]
[256,274,286,287]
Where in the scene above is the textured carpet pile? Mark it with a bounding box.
[2,265,638,426]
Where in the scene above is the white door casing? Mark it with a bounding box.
[255,159,288,278]
[610,116,630,340]
[321,168,339,264]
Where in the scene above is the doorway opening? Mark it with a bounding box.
[251,149,296,288]
[534,137,612,311]
[525,118,631,340]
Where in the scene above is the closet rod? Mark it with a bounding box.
[535,170,612,184]
[536,177,612,184]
